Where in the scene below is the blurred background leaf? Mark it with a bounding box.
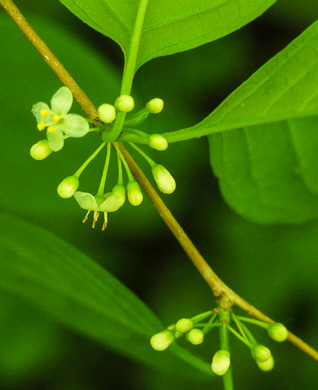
[0,213,213,381]
[0,1,317,389]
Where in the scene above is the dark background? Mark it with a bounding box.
[0,1,317,389]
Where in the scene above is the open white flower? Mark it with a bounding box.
[74,191,124,230]
[32,87,89,151]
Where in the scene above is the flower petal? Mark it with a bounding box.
[51,86,73,115]
[62,114,89,137]
[31,102,53,124]
[46,127,64,151]
[74,192,98,211]
[99,194,123,212]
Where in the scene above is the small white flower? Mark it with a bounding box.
[32,87,89,151]
[74,191,124,230]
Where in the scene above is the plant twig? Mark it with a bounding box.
[1,0,317,362]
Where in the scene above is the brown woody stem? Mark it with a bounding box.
[1,0,317,362]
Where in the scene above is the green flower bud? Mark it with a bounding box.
[252,344,272,362]
[148,134,168,151]
[176,318,193,333]
[187,329,204,345]
[115,95,135,113]
[152,164,176,194]
[127,181,143,206]
[57,176,79,199]
[211,350,231,376]
[150,330,174,351]
[30,140,52,160]
[268,323,288,342]
[256,355,275,372]
[98,104,116,123]
[146,98,164,114]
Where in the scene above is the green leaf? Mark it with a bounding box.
[208,117,318,223]
[0,213,213,381]
[58,0,277,68]
[161,22,318,223]
[163,21,318,142]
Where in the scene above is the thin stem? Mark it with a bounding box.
[231,313,249,342]
[117,128,149,145]
[219,310,234,390]
[202,312,217,332]
[3,0,317,362]
[236,316,270,330]
[240,323,257,346]
[129,142,156,167]
[74,142,106,178]
[228,326,252,348]
[97,143,111,195]
[104,0,149,142]
[191,310,214,323]
[115,144,134,182]
[117,151,124,185]
[203,313,220,333]
[124,127,149,138]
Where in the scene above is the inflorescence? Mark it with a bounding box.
[30,87,175,230]
[150,302,288,377]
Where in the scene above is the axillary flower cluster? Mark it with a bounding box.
[30,86,175,230]
[150,303,288,377]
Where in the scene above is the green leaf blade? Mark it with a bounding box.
[208,118,318,224]
[289,116,318,194]
[158,22,318,224]
[59,0,277,67]
[137,0,277,67]
[0,213,213,381]
[163,21,318,143]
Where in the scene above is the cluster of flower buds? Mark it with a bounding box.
[30,87,175,229]
[150,306,289,378]
[235,319,288,372]
[150,315,207,352]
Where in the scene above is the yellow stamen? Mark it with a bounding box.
[52,114,60,123]
[92,212,100,228]
[82,211,90,224]
[37,122,46,131]
[102,213,108,231]
[40,109,49,117]
[47,126,56,134]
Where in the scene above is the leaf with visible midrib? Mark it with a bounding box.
[0,213,213,381]
[205,22,318,224]
[159,22,318,224]
[59,0,277,68]
[164,21,318,142]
